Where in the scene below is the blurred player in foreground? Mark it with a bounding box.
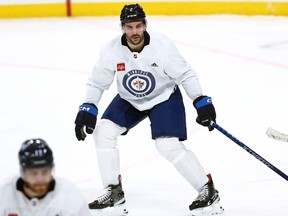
[0,138,91,216]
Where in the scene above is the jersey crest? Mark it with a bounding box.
[122,69,156,98]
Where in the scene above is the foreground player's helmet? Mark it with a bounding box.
[19,138,54,169]
[120,4,146,25]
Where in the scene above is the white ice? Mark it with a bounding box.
[0,15,288,216]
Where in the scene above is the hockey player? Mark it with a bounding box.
[74,3,224,216]
[0,138,91,216]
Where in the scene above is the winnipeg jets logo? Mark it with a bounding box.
[133,77,145,90]
[122,70,156,97]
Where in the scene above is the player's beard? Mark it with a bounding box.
[24,181,50,197]
[126,33,145,46]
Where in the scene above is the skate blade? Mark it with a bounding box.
[90,204,128,216]
[190,201,224,216]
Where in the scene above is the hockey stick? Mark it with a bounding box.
[211,121,288,181]
[266,127,288,142]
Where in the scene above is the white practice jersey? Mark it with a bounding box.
[85,31,203,111]
[0,177,90,216]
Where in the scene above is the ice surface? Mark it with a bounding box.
[0,15,288,215]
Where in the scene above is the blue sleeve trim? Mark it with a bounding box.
[79,104,98,116]
[195,97,212,108]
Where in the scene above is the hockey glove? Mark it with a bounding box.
[74,103,98,141]
[193,96,216,131]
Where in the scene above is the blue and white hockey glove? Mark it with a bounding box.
[193,96,216,131]
[74,103,98,141]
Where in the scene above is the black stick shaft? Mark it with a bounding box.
[212,122,288,181]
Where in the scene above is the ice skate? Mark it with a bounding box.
[89,175,128,216]
[189,174,224,216]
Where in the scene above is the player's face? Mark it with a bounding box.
[22,166,53,197]
[122,21,146,46]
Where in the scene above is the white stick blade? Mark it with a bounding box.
[266,127,288,142]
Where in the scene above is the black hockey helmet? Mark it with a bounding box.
[19,138,54,169]
[120,3,146,25]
